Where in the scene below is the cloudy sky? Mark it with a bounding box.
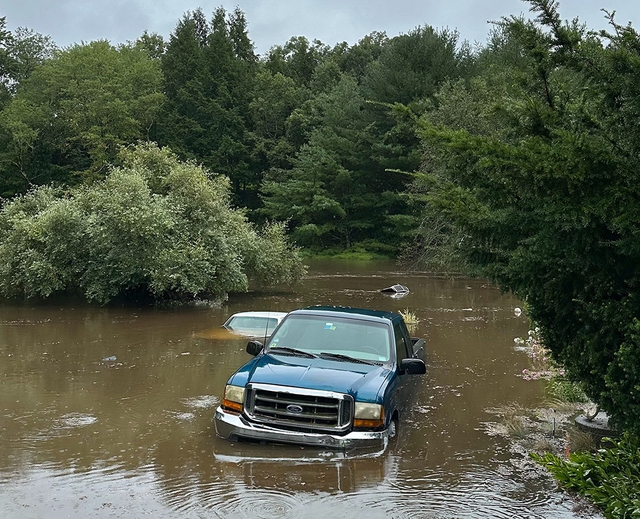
[3,0,638,55]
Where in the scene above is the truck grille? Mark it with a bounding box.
[244,383,353,433]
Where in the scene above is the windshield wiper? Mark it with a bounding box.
[319,352,375,365]
[268,347,318,358]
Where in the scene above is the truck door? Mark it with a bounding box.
[393,321,414,414]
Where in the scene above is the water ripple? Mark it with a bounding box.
[182,395,219,409]
[152,463,575,519]
[209,489,301,519]
[161,476,304,519]
[56,412,98,428]
[304,482,573,519]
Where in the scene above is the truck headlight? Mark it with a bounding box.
[354,402,384,429]
[222,384,245,413]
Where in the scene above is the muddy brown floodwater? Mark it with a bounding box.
[0,260,590,518]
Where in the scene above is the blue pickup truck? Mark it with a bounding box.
[214,306,426,451]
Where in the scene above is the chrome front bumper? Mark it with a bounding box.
[214,407,389,450]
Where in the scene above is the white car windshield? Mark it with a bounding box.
[226,316,280,335]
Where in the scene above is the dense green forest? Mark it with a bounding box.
[0,5,471,254]
[2,0,640,439]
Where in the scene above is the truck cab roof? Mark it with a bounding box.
[296,305,403,324]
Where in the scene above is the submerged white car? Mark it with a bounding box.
[222,311,287,337]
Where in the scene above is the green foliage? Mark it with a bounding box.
[412,1,640,434]
[247,70,302,179]
[330,32,389,83]
[264,36,330,87]
[4,26,56,87]
[241,220,308,285]
[0,21,57,110]
[0,8,476,258]
[135,31,165,60]
[255,23,472,252]
[532,434,640,518]
[0,143,305,304]
[0,21,58,195]
[547,377,588,404]
[0,186,85,298]
[260,74,411,250]
[0,17,13,107]
[0,40,165,196]
[156,7,257,205]
[362,26,465,105]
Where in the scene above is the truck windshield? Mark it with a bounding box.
[267,314,391,363]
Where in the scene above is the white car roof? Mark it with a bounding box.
[227,311,287,319]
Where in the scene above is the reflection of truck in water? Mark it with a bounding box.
[214,442,401,493]
[214,306,426,452]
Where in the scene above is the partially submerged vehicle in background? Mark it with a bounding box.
[380,284,410,299]
[222,311,287,338]
[215,306,426,452]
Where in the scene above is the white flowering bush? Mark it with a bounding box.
[516,327,564,381]
[516,327,587,403]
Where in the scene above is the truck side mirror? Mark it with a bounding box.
[401,358,426,375]
[246,340,264,356]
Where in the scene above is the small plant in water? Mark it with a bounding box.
[547,377,588,403]
[400,309,420,325]
[489,404,533,440]
[504,414,530,439]
[531,438,556,454]
[568,427,598,454]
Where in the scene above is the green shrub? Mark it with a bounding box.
[0,187,87,298]
[532,434,640,519]
[0,143,306,304]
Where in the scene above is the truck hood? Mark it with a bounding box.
[228,353,392,404]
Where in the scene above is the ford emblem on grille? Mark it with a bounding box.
[286,404,304,413]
